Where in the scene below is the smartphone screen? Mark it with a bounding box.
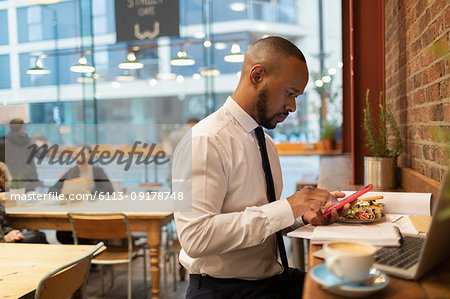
[322,184,373,217]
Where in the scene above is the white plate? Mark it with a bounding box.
[338,214,386,224]
[310,264,389,297]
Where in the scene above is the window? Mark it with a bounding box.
[1,0,344,199]
[0,9,8,45]
[8,0,342,144]
[17,1,79,43]
[26,6,43,42]
[0,55,10,89]
[93,0,115,35]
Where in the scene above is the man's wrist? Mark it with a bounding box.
[301,215,309,224]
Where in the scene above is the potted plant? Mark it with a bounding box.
[363,89,403,190]
[320,121,339,150]
[9,177,26,195]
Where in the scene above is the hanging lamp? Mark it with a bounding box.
[118,52,144,69]
[70,55,95,73]
[224,43,244,63]
[170,49,195,66]
[26,57,50,75]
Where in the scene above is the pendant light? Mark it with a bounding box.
[118,52,144,69]
[115,70,135,82]
[70,55,95,73]
[200,68,220,77]
[224,43,244,63]
[229,2,246,11]
[156,72,176,80]
[170,49,195,66]
[26,57,50,75]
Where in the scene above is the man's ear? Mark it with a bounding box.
[250,65,264,86]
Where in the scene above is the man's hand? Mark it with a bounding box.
[286,187,332,219]
[302,191,350,225]
[4,230,24,243]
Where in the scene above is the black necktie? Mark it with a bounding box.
[254,126,289,272]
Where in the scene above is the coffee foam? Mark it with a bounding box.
[328,242,374,255]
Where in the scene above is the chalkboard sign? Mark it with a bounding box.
[115,0,180,42]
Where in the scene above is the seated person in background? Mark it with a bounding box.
[49,145,114,196]
[3,118,41,192]
[49,145,114,244]
[0,162,47,243]
[0,161,12,191]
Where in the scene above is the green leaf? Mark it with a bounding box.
[362,89,403,158]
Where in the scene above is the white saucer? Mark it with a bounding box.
[310,264,389,297]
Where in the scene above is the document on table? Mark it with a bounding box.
[287,191,432,245]
[288,222,401,247]
[352,191,432,216]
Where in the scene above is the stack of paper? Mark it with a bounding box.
[287,191,432,247]
[309,222,401,247]
[353,191,432,216]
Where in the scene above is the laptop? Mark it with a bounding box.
[374,172,450,280]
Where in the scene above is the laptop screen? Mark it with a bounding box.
[416,172,450,278]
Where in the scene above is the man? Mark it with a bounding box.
[172,36,348,298]
[49,145,114,244]
[0,162,47,243]
[4,118,40,192]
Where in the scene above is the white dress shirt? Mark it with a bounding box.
[172,97,296,280]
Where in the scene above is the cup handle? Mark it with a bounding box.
[327,255,344,278]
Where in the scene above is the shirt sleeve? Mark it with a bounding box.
[173,134,295,259]
[282,216,305,235]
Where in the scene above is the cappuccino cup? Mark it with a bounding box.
[323,241,376,282]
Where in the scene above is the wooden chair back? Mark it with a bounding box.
[68,213,130,242]
[34,242,104,299]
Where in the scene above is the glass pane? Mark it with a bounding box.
[93,16,107,35]
[92,0,106,16]
[17,1,79,43]
[0,54,10,89]
[2,0,343,195]
[0,10,8,45]
[27,6,41,23]
[27,24,43,42]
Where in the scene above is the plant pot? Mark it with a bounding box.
[321,139,336,150]
[364,156,397,190]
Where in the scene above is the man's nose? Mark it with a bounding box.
[286,97,296,113]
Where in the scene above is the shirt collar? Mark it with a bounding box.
[223,96,259,133]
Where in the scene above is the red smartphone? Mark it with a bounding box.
[322,184,373,217]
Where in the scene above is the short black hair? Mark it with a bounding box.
[252,36,306,63]
[9,118,24,131]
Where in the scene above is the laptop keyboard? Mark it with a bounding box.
[375,236,425,270]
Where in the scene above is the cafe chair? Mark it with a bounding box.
[162,221,186,298]
[34,242,104,299]
[68,213,147,299]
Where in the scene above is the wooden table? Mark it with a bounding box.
[6,207,173,299]
[303,243,450,299]
[0,243,105,299]
[277,148,343,156]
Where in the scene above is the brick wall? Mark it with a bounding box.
[385,0,449,183]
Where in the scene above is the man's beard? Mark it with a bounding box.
[256,85,289,129]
